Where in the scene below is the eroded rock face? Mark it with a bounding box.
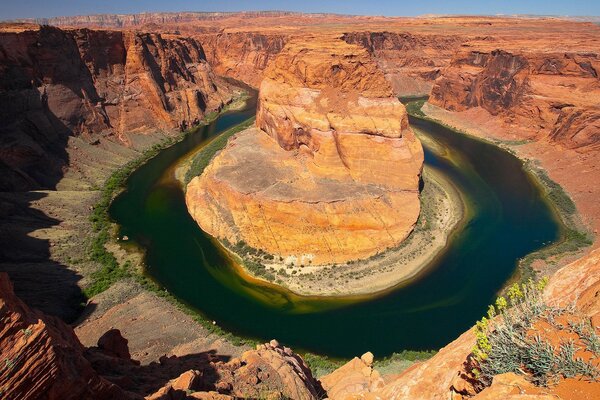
[0,25,233,190]
[187,36,423,264]
[198,32,287,87]
[0,272,321,399]
[0,272,136,400]
[430,45,600,151]
[343,31,465,96]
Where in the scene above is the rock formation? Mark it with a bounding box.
[186,36,423,264]
[430,41,600,151]
[0,272,321,399]
[0,272,137,399]
[343,31,465,96]
[197,32,287,87]
[0,24,234,190]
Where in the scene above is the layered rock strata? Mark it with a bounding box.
[0,272,136,400]
[197,32,287,87]
[430,42,600,151]
[0,24,233,190]
[187,37,423,265]
[343,31,465,96]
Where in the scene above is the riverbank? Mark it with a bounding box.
[1,90,262,365]
[176,122,464,296]
[412,101,594,280]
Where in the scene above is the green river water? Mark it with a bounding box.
[110,94,561,358]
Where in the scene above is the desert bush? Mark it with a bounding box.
[472,278,599,387]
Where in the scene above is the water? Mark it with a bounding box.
[110,96,560,358]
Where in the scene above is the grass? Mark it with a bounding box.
[405,99,427,117]
[80,95,269,349]
[183,117,255,185]
[517,163,593,281]
[84,95,247,299]
[303,353,348,377]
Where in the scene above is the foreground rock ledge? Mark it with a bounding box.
[186,36,424,265]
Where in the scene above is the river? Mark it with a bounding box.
[109,94,560,358]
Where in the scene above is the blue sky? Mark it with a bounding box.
[2,0,599,20]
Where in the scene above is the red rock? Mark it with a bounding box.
[0,272,137,400]
[0,24,234,190]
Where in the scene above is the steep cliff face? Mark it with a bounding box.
[430,45,600,150]
[196,32,287,87]
[343,31,465,96]
[0,24,234,190]
[186,37,423,265]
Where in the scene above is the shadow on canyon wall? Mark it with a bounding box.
[0,67,86,321]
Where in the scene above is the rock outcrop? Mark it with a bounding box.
[186,36,423,264]
[430,42,600,151]
[197,32,287,87]
[0,24,234,190]
[0,272,137,399]
[1,272,321,399]
[320,352,385,399]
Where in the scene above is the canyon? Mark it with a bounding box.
[1,11,600,400]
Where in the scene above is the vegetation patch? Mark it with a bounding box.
[405,99,427,118]
[183,117,255,185]
[471,278,599,389]
[303,353,347,377]
[85,96,247,299]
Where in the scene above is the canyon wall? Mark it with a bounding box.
[343,31,465,96]
[0,272,322,399]
[196,32,287,87]
[186,36,423,265]
[430,43,600,151]
[0,24,234,190]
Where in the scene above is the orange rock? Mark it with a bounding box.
[470,373,558,400]
[0,272,136,400]
[187,36,423,264]
[320,353,384,399]
[544,248,600,320]
[430,43,600,151]
[227,341,321,399]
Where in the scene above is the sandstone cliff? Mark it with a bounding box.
[430,42,600,151]
[343,31,465,96]
[0,24,234,190]
[186,36,423,265]
[196,32,287,87]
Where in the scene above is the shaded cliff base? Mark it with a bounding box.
[413,101,595,277]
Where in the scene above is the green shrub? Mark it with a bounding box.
[472,278,599,387]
